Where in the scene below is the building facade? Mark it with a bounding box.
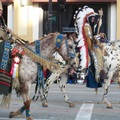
[1,0,119,42]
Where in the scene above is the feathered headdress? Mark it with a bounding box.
[73,6,98,35]
[73,6,98,71]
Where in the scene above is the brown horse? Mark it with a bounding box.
[2,32,76,120]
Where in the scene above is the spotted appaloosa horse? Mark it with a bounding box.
[8,32,76,120]
[67,32,120,109]
[40,33,77,108]
[102,41,120,108]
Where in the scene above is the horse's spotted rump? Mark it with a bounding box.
[102,42,120,108]
[103,42,120,80]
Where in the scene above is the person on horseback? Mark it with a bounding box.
[0,1,11,42]
[74,6,105,87]
[85,8,105,87]
[0,1,13,97]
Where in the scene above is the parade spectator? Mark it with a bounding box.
[67,68,77,84]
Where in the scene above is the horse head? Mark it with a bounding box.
[55,33,76,71]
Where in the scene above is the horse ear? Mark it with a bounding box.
[63,34,68,39]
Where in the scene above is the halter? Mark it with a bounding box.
[55,34,76,60]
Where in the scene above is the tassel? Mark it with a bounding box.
[12,63,19,79]
[10,62,20,89]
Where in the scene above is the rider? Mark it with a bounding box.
[85,8,105,85]
[0,1,11,42]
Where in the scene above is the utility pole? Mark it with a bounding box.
[48,0,52,33]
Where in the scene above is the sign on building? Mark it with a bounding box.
[62,27,75,33]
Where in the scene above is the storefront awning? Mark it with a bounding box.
[32,0,116,3]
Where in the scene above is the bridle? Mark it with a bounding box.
[55,33,76,69]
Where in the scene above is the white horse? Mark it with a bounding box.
[102,41,120,108]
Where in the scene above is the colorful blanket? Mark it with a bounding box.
[0,41,12,95]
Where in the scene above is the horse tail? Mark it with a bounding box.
[12,78,20,90]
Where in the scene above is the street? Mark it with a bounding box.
[0,83,120,120]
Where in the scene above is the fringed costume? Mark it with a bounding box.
[74,6,103,88]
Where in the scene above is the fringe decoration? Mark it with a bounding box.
[10,31,60,70]
[0,94,11,108]
[95,88,98,95]
[23,46,60,70]
[91,51,99,82]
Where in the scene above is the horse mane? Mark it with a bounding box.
[39,32,60,41]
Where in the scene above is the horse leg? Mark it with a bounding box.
[9,83,33,120]
[24,99,33,120]
[58,73,75,108]
[9,97,33,120]
[42,71,61,107]
[102,72,113,109]
[9,106,25,118]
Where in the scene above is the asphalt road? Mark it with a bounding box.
[0,83,120,120]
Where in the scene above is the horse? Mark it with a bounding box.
[1,32,76,120]
[101,41,120,108]
[39,33,77,108]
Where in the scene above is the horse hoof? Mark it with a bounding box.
[107,104,113,109]
[9,112,15,118]
[26,116,33,120]
[69,103,75,108]
[42,102,48,107]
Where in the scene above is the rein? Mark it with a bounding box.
[15,38,60,68]
[4,31,60,70]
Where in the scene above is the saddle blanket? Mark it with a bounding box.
[0,69,12,95]
[0,41,12,95]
